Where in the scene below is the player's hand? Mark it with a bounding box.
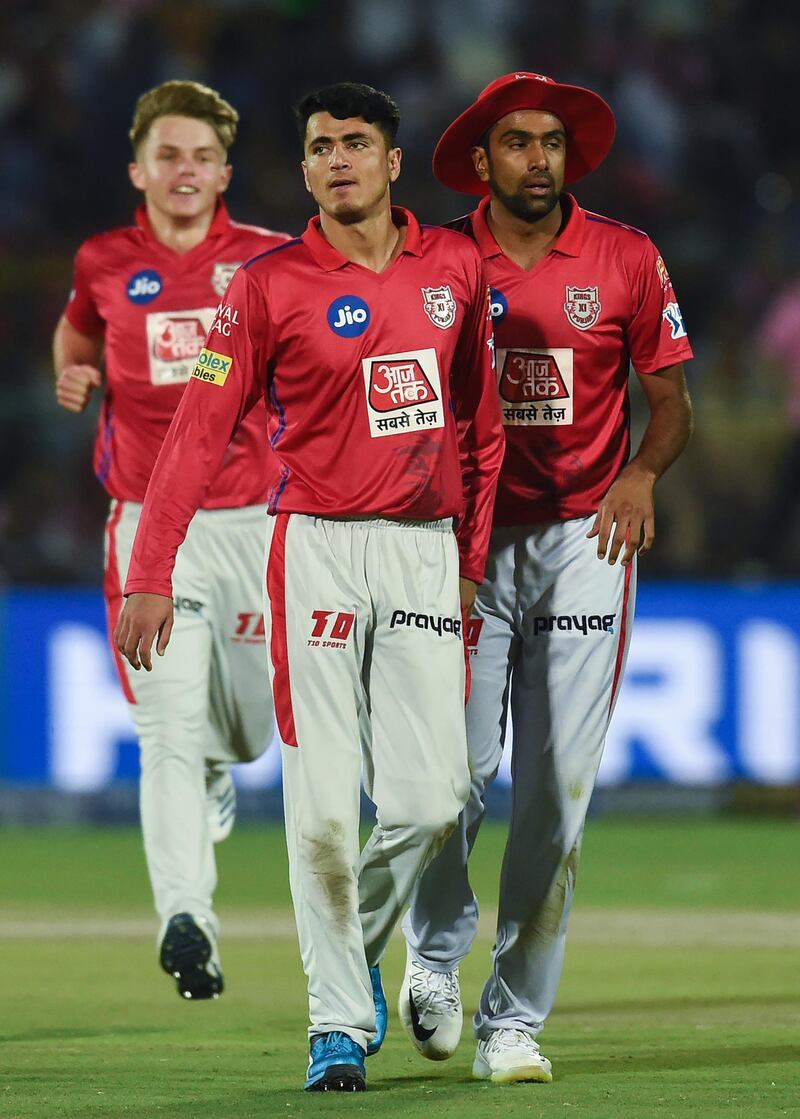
[459,577,478,615]
[587,462,655,566]
[115,593,174,671]
[55,364,102,412]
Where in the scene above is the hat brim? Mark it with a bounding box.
[433,78,616,194]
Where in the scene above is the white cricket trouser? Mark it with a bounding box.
[265,513,471,1051]
[105,500,274,938]
[403,517,635,1038]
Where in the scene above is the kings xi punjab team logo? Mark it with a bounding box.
[211,262,242,298]
[564,285,601,330]
[421,285,456,329]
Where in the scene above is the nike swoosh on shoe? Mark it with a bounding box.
[409,991,437,1041]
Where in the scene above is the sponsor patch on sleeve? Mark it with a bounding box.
[655,255,670,290]
[662,302,687,340]
[191,346,233,386]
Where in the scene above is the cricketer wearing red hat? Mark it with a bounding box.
[395,72,694,1084]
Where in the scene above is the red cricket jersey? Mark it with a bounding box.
[124,206,504,596]
[449,194,693,524]
[64,201,291,507]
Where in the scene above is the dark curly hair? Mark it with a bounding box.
[294,82,400,150]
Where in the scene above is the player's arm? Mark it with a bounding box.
[452,256,505,612]
[588,240,694,566]
[53,243,105,411]
[588,363,693,565]
[116,267,270,671]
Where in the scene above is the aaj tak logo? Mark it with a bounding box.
[153,317,206,362]
[368,357,437,412]
[564,285,601,330]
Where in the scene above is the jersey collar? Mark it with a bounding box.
[302,206,423,271]
[471,192,585,259]
[134,198,232,243]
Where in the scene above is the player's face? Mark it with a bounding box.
[302,113,401,224]
[472,110,566,223]
[128,115,232,222]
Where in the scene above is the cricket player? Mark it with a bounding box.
[114,82,504,1092]
[53,81,291,1001]
[395,72,694,1083]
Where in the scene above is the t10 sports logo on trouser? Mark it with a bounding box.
[307,610,356,650]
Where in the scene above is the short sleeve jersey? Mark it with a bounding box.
[451,194,693,524]
[64,201,292,507]
[124,207,505,596]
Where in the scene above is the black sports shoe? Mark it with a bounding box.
[159,912,224,1000]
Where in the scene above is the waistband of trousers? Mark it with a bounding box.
[111,499,269,523]
[297,513,454,533]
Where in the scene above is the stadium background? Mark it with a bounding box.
[1,0,799,810]
[2,3,799,1116]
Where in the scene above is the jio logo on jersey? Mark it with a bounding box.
[327,294,370,337]
[127,270,163,304]
[489,288,508,324]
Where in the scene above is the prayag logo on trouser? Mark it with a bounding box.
[173,596,203,613]
[389,610,462,638]
[532,614,616,635]
[308,610,355,650]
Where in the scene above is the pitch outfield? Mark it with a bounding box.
[1,819,798,1118]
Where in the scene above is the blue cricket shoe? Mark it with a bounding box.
[367,966,387,1056]
[304,1032,366,1092]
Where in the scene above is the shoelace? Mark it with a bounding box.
[484,1029,542,1056]
[410,961,461,1014]
[313,1031,361,1061]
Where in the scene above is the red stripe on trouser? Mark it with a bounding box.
[103,500,136,705]
[461,607,472,704]
[266,513,298,747]
[608,559,633,715]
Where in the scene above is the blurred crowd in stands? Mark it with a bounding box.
[1,0,799,584]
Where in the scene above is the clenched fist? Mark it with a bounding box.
[55,364,102,412]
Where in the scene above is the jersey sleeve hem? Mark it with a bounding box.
[633,344,694,375]
[122,578,173,598]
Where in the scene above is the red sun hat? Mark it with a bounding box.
[433,71,616,194]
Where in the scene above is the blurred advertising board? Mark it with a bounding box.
[1,585,799,790]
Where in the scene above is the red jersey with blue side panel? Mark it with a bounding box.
[448,194,693,525]
[63,200,291,507]
[124,207,505,597]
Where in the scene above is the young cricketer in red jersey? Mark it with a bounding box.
[116,82,504,1093]
[399,73,694,1083]
[53,81,291,1002]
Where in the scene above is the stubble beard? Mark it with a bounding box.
[488,171,560,225]
[330,204,368,225]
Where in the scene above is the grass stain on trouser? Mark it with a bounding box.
[523,838,582,942]
[305,821,356,936]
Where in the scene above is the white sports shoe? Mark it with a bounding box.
[398,945,462,1060]
[205,767,236,844]
[473,1029,553,1084]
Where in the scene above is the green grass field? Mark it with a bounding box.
[1,818,798,1117]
